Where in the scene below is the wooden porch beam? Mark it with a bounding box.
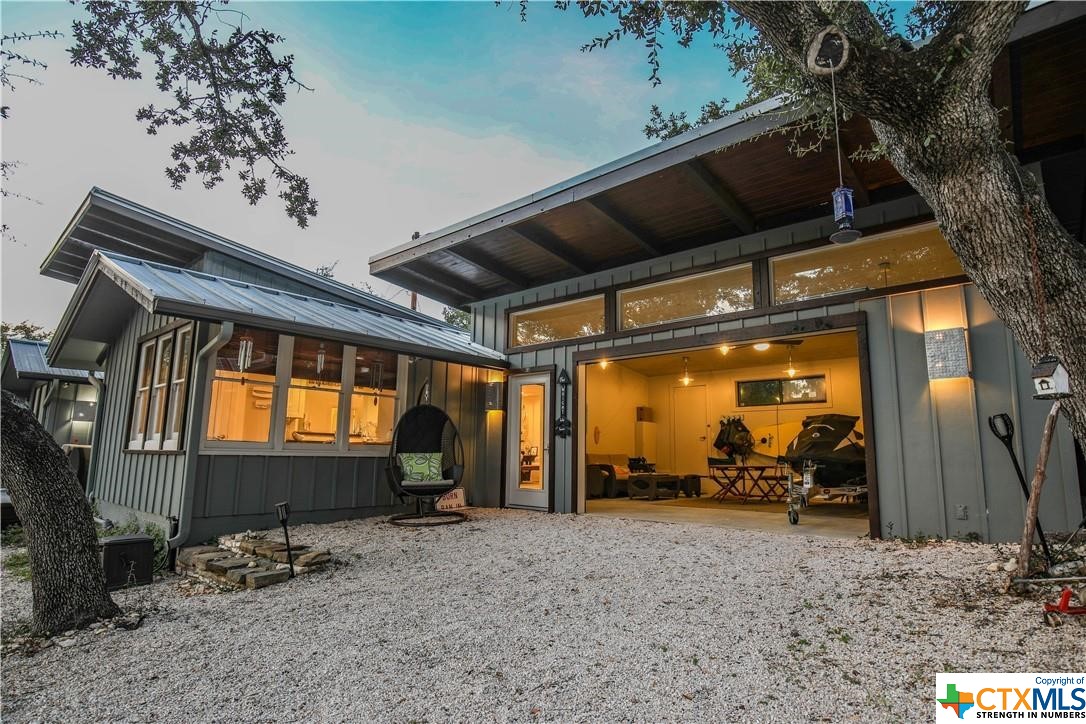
[406,260,490,301]
[67,230,193,267]
[681,159,756,234]
[446,247,532,289]
[390,266,471,308]
[45,258,88,277]
[508,223,592,275]
[83,208,204,258]
[582,196,666,256]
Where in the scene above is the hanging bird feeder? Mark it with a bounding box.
[830,186,861,244]
[809,25,863,245]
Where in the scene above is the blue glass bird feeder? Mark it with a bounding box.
[830,186,862,244]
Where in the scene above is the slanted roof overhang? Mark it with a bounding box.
[47,251,508,372]
[1,339,99,395]
[42,187,447,328]
[369,2,1086,307]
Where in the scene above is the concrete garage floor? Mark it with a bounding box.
[587,496,870,538]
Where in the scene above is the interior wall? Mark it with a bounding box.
[585,364,649,456]
[647,356,862,473]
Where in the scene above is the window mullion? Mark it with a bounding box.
[338,345,355,452]
[271,335,294,451]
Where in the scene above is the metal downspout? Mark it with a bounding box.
[84,373,105,501]
[166,321,233,551]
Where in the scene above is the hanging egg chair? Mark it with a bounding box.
[385,380,466,526]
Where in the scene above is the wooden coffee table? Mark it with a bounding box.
[627,473,680,501]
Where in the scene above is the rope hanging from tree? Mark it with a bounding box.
[809,25,862,245]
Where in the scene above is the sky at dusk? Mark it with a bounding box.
[1,1,747,324]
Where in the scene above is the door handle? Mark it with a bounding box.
[698,436,707,441]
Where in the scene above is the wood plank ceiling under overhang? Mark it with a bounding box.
[374,13,1085,308]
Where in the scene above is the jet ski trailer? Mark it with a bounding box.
[782,414,867,525]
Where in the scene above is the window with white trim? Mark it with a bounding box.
[163,325,193,450]
[128,324,194,450]
[284,337,343,445]
[349,347,398,445]
[206,327,279,443]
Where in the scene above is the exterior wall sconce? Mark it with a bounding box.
[555,369,572,438]
[924,327,971,380]
[1031,355,1071,400]
[484,381,504,411]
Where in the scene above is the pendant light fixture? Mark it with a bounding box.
[785,347,797,378]
[679,356,693,386]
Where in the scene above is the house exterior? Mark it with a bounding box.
[38,189,506,544]
[1,338,101,473]
[369,2,1086,542]
[15,3,1082,547]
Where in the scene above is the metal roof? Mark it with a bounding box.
[1,338,99,395]
[49,251,506,371]
[368,1,1086,307]
[41,187,447,328]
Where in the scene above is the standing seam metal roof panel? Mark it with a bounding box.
[97,251,506,366]
[4,338,101,382]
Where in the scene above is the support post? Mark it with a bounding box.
[1016,401,1061,578]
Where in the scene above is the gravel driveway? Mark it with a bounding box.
[2,509,1082,722]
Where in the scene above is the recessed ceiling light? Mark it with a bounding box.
[753,342,771,351]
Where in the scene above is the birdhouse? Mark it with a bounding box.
[1031,355,1071,400]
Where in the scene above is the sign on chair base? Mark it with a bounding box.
[388,497,467,527]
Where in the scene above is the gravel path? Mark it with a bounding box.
[2,509,1083,723]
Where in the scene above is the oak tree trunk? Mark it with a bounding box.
[1,391,120,635]
[732,0,1086,442]
[873,98,1086,443]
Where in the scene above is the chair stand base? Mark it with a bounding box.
[388,510,467,527]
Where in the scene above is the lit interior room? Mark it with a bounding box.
[584,330,870,536]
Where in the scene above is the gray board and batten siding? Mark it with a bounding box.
[187,356,493,542]
[90,301,493,542]
[90,306,193,529]
[469,192,1083,541]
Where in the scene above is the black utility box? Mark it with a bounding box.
[100,534,154,590]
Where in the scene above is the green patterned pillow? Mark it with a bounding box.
[398,452,443,482]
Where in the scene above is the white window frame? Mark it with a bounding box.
[282,337,346,450]
[127,339,157,449]
[200,332,405,457]
[128,324,194,451]
[201,331,282,451]
[162,324,194,451]
[143,334,174,450]
[346,346,405,454]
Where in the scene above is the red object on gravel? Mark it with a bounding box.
[1044,587,1086,617]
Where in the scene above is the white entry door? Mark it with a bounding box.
[506,372,551,510]
[672,384,711,476]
